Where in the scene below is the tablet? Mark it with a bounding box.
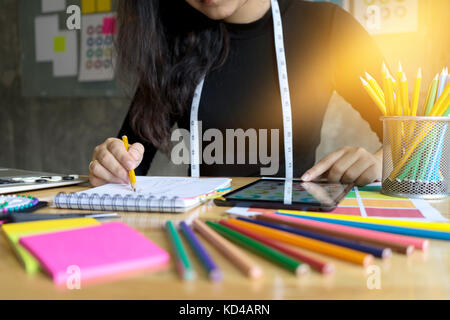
[214,178,353,212]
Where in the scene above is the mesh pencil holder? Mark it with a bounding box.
[381,116,450,199]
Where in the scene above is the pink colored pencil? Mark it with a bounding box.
[265,213,428,251]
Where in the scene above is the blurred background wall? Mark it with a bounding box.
[0,0,449,176]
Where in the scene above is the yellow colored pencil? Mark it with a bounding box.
[430,82,450,116]
[410,68,422,116]
[385,75,395,116]
[226,219,373,266]
[279,210,450,233]
[400,73,410,116]
[122,135,137,192]
[360,77,386,115]
[365,72,385,102]
[396,62,404,115]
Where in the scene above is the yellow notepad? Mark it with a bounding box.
[1,218,99,274]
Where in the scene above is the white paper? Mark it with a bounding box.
[78,176,232,199]
[42,0,66,13]
[78,13,116,82]
[352,0,418,35]
[35,15,59,62]
[53,31,78,77]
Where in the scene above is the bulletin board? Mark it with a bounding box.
[19,0,123,97]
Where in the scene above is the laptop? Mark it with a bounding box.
[0,168,87,194]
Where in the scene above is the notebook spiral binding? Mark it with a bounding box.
[54,192,180,213]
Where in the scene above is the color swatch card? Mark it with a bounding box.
[1,218,100,274]
[78,13,116,82]
[227,183,448,222]
[19,222,170,285]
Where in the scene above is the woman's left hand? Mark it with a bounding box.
[300,146,383,186]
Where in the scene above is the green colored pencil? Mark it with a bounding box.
[166,221,195,281]
[206,221,308,276]
[424,75,439,115]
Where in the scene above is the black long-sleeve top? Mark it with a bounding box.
[118,0,384,177]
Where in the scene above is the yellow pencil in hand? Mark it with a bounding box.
[122,135,137,192]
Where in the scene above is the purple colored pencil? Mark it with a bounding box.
[180,221,222,281]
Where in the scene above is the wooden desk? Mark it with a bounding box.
[1,178,449,299]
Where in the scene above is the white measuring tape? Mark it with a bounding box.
[190,0,294,203]
[190,76,205,178]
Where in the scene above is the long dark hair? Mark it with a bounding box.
[116,0,229,152]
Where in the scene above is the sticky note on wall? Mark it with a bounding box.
[81,0,96,14]
[53,35,66,52]
[102,17,116,34]
[97,0,111,12]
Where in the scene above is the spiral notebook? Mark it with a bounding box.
[54,176,232,213]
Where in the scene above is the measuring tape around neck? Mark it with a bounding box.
[189,0,294,196]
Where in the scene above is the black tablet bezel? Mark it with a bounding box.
[214,178,354,212]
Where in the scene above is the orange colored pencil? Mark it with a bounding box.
[193,219,263,279]
[226,218,373,266]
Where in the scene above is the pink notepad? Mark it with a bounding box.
[19,222,169,285]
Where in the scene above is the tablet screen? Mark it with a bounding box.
[225,179,351,207]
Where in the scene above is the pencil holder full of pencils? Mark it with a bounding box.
[381,116,450,199]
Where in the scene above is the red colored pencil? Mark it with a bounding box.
[220,220,335,274]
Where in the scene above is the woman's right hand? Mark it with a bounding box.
[89,138,145,187]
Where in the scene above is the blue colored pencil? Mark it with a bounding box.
[276,212,450,241]
[180,221,222,281]
[236,217,392,259]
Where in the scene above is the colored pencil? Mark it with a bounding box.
[365,72,385,101]
[400,72,410,115]
[278,210,450,233]
[166,221,195,281]
[361,77,386,115]
[220,220,333,274]
[410,68,422,116]
[179,221,222,281]
[258,213,414,255]
[276,212,450,241]
[207,221,309,276]
[225,218,374,266]
[437,67,448,98]
[430,81,450,116]
[424,74,439,115]
[236,217,392,259]
[193,219,262,279]
[275,212,428,250]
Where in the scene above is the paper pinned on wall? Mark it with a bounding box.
[352,0,418,35]
[42,0,66,13]
[79,13,116,82]
[102,17,116,34]
[53,36,66,53]
[97,0,112,12]
[35,15,59,62]
[81,0,96,14]
[53,31,77,77]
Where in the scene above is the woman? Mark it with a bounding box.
[89,0,384,187]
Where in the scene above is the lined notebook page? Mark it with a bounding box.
[79,176,232,199]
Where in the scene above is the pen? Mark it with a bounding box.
[121,135,137,192]
[0,212,119,223]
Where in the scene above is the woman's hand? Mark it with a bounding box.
[301,146,382,186]
[89,138,145,187]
